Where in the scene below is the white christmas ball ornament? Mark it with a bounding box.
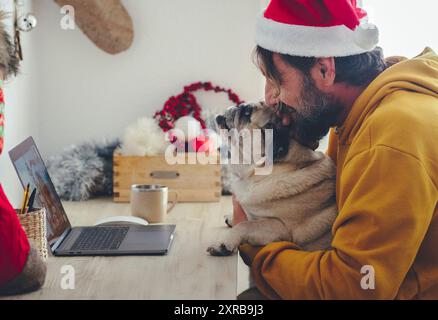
[173,116,202,141]
[205,130,221,150]
[17,14,38,32]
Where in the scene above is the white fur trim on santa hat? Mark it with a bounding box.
[255,13,379,57]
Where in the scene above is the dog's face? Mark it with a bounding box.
[215,102,291,162]
[215,102,321,178]
[216,102,274,132]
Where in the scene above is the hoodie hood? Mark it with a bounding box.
[337,47,438,145]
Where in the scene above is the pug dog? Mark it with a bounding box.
[207,102,337,256]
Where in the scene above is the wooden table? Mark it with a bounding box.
[3,196,241,300]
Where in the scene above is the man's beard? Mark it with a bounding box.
[278,73,344,146]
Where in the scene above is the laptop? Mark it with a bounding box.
[9,137,176,256]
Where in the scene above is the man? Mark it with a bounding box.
[236,0,438,299]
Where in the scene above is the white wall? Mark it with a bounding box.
[1,0,437,203]
[34,0,265,158]
[0,0,38,205]
[318,0,438,153]
[364,0,438,58]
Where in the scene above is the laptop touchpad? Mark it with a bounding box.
[119,228,173,251]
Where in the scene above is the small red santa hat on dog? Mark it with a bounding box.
[255,0,379,57]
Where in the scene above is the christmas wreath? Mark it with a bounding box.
[154,81,244,132]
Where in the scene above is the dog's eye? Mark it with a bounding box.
[240,105,252,120]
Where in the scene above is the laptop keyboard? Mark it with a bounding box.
[70,227,130,251]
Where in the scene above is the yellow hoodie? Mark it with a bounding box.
[242,48,438,299]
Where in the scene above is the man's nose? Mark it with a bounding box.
[265,84,280,107]
[265,95,280,107]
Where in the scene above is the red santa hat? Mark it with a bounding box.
[256,0,379,57]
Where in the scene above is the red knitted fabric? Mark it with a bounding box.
[0,184,30,286]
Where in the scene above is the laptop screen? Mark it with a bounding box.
[9,137,71,245]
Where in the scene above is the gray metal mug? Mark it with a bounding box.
[130,185,178,223]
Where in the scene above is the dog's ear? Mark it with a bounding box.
[215,114,227,128]
[292,132,320,151]
[270,125,290,160]
[305,140,320,151]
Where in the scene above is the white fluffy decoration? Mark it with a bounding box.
[173,116,202,141]
[353,24,379,51]
[121,117,169,156]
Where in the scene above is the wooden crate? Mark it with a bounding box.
[113,150,222,202]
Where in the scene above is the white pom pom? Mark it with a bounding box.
[173,116,202,141]
[121,117,169,156]
[353,23,379,50]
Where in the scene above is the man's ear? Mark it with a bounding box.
[310,57,336,90]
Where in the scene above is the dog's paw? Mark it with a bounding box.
[207,230,241,256]
[207,238,239,256]
[207,243,234,256]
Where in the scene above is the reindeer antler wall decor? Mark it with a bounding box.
[54,0,134,55]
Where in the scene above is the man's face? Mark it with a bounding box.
[263,54,344,144]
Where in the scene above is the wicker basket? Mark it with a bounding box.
[16,208,49,261]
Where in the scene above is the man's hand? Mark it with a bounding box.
[232,195,264,265]
[239,244,264,267]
